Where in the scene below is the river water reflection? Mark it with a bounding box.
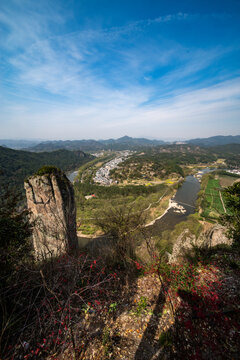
[148,168,218,235]
[67,170,78,183]
[149,175,200,235]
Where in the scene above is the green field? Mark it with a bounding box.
[201,178,226,219]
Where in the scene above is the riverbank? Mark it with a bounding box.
[145,199,172,227]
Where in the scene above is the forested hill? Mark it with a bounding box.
[99,136,165,150]
[211,143,240,154]
[28,139,104,153]
[0,146,93,191]
[211,143,240,167]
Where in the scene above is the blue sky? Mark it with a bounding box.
[0,0,240,140]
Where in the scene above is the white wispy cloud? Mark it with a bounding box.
[0,0,65,49]
[0,4,230,97]
[2,77,239,139]
[0,1,239,139]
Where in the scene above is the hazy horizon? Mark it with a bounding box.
[1,0,240,139]
[1,134,240,143]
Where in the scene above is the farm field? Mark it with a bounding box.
[201,178,226,219]
[218,174,239,187]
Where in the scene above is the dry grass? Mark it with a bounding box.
[219,175,238,187]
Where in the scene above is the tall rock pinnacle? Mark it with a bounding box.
[24,166,78,259]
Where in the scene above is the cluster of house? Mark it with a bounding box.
[226,169,240,176]
[91,151,106,158]
[93,151,131,185]
[194,168,240,183]
[195,170,204,182]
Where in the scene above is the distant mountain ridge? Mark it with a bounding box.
[26,136,166,152]
[99,135,165,149]
[186,135,240,147]
[1,135,240,152]
[0,139,42,149]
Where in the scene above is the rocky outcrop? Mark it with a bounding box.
[169,224,232,263]
[206,224,232,247]
[168,230,196,264]
[24,167,78,259]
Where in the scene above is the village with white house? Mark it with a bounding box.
[93,150,132,185]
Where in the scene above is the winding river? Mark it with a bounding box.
[148,175,200,235]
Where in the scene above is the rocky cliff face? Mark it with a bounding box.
[24,167,78,259]
[169,224,232,264]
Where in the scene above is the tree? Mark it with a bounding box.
[95,205,146,266]
[220,182,240,245]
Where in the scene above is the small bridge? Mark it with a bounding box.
[175,201,195,209]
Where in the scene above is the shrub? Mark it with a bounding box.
[220,182,240,245]
[1,252,118,359]
[0,186,33,356]
[34,165,63,176]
